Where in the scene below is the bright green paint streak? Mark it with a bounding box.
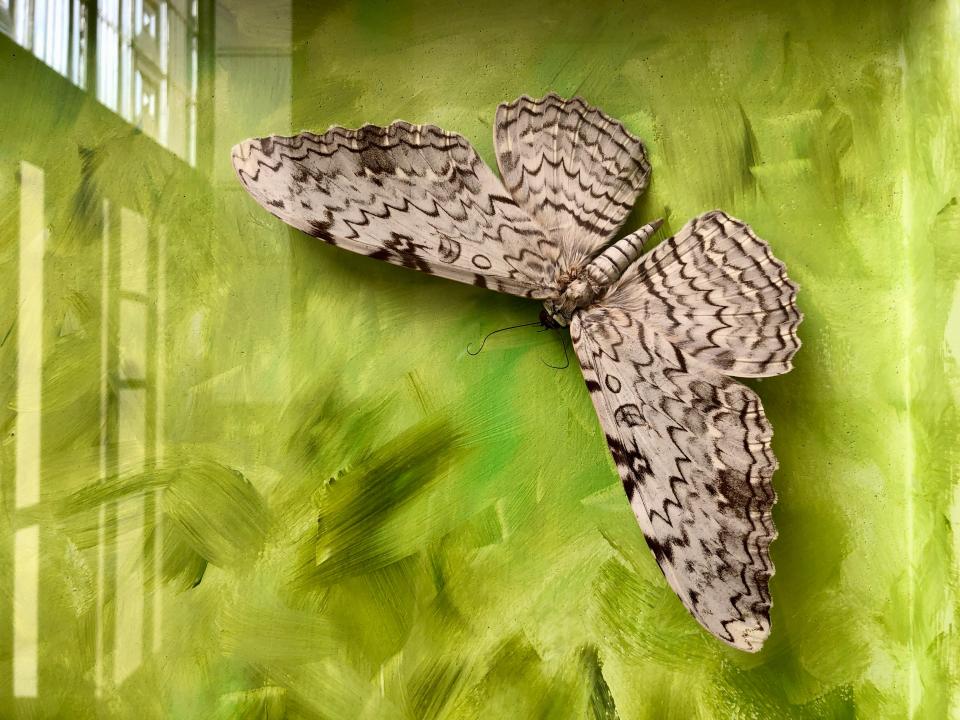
[0,0,957,717]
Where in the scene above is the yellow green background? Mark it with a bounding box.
[0,0,957,717]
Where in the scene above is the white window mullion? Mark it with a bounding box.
[14,161,45,699]
[113,207,148,685]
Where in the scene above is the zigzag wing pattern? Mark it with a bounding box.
[571,306,778,651]
[611,211,802,377]
[232,122,560,298]
[494,93,652,269]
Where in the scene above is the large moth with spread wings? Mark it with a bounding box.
[232,93,802,652]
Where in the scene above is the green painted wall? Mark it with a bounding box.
[0,0,957,717]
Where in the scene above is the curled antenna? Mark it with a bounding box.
[467,320,543,356]
[541,331,570,370]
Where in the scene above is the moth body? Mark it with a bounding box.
[540,272,599,328]
[585,218,663,288]
[541,218,664,328]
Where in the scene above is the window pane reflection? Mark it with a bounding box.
[4,0,199,164]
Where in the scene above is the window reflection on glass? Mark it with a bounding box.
[139,0,156,38]
[72,0,86,88]
[9,0,79,82]
[0,1,13,39]
[14,161,45,699]
[3,0,199,164]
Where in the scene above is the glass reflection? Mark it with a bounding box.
[4,0,198,163]
[1,0,293,712]
[13,163,44,698]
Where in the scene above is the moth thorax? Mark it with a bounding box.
[541,275,600,328]
[564,278,596,307]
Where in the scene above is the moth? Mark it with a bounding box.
[232,93,802,652]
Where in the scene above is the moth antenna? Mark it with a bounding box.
[467,320,543,356]
[541,331,571,370]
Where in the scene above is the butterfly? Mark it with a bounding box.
[232,93,802,652]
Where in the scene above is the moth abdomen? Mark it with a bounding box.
[585,218,663,288]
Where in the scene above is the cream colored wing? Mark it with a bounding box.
[233,122,561,298]
[610,211,801,377]
[494,93,651,270]
[571,211,801,650]
[572,307,779,651]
